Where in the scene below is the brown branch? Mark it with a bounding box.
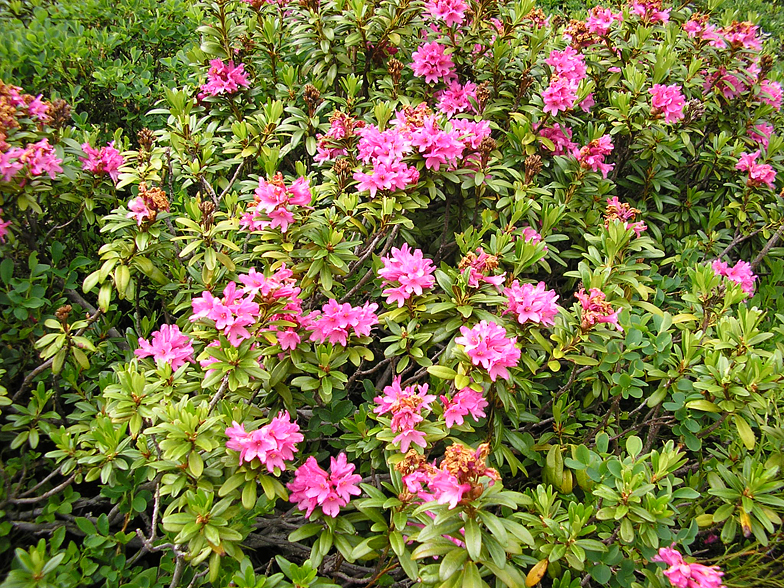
[7,472,77,505]
[751,223,784,271]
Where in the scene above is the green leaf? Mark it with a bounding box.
[734,416,755,450]
[464,518,481,561]
[427,365,457,380]
[439,547,468,581]
[686,400,722,413]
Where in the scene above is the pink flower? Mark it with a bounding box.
[190,281,261,346]
[0,209,11,243]
[749,122,774,149]
[450,119,491,152]
[441,387,488,428]
[127,196,155,225]
[455,320,521,381]
[225,411,304,472]
[539,123,577,156]
[575,288,622,331]
[200,59,251,96]
[240,174,312,233]
[574,135,614,178]
[545,47,587,84]
[712,259,756,297]
[19,139,62,179]
[27,95,50,122]
[288,453,362,518]
[0,148,25,182]
[134,324,194,369]
[353,160,419,197]
[586,7,623,35]
[542,77,578,115]
[378,244,436,306]
[652,545,726,588]
[503,280,560,326]
[436,80,478,117]
[424,0,468,26]
[429,470,471,509]
[410,116,464,170]
[305,300,378,345]
[411,41,455,84]
[631,1,670,23]
[735,150,776,189]
[374,376,436,451]
[759,80,782,110]
[459,248,505,289]
[520,226,544,246]
[650,84,686,123]
[80,141,124,183]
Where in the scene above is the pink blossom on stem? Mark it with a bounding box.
[240,174,312,233]
[459,248,505,288]
[200,59,250,96]
[127,196,155,225]
[225,411,303,472]
[712,259,756,297]
[441,387,488,428]
[542,77,578,115]
[575,288,622,331]
[288,453,362,517]
[759,80,782,110]
[378,244,436,306]
[135,324,194,369]
[735,150,776,189]
[503,280,560,326]
[455,320,521,381]
[411,41,455,84]
[305,300,378,346]
[80,141,124,183]
[27,95,50,122]
[539,123,577,156]
[424,0,468,27]
[374,376,436,451]
[586,7,623,35]
[0,208,11,243]
[0,148,25,182]
[652,545,726,588]
[650,84,686,123]
[410,116,464,170]
[436,80,478,117]
[19,139,62,178]
[748,122,774,149]
[574,135,614,178]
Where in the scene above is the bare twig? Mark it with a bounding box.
[6,472,77,505]
[751,223,784,271]
[219,159,246,201]
[208,376,230,414]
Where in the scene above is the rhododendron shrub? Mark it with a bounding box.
[3,0,784,587]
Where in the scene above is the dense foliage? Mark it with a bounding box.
[1,0,784,587]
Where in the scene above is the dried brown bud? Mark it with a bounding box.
[760,54,773,78]
[524,154,543,183]
[332,158,353,190]
[564,19,597,49]
[303,84,322,112]
[137,127,155,152]
[388,57,404,90]
[55,305,72,322]
[199,199,216,230]
[516,73,533,99]
[479,137,496,160]
[684,99,705,123]
[476,81,491,111]
[49,99,72,130]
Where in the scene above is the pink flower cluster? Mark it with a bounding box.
[441,387,488,428]
[455,320,521,381]
[458,248,506,288]
[586,6,623,35]
[735,151,776,189]
[650,84,686,123]
[435,80,478,117]
[503,281,560,326]
[0,139,62,182]
[411,41,455,84]
[575,135,614,178]
[520,226,545,246]
[423,0,468,26]
[200,59,250,97]
[225,411,303,472]
[759,80,783,111]
[241,265,305,349]
[191,281,261,346]
[652,545,725,588]
[374,376,436,452]
[411,116,465,171]
[683,16,728,49]
[749,122,774,149]
[240,174,312,233]
[378,244,436,306]
[575,288,622,331]
[712,259,756,297]
[80,141,124,183]
[605,196,647,237]
[353,121,419,197]
[539,123,577,156]
[315,111,361,163]
[398,443,499,509]
[304,300,378,346]
[542,47,586,115]
[135,324,194,369]
[0,209,10,243]
[630,0,670,23]
[288,453,362,517]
